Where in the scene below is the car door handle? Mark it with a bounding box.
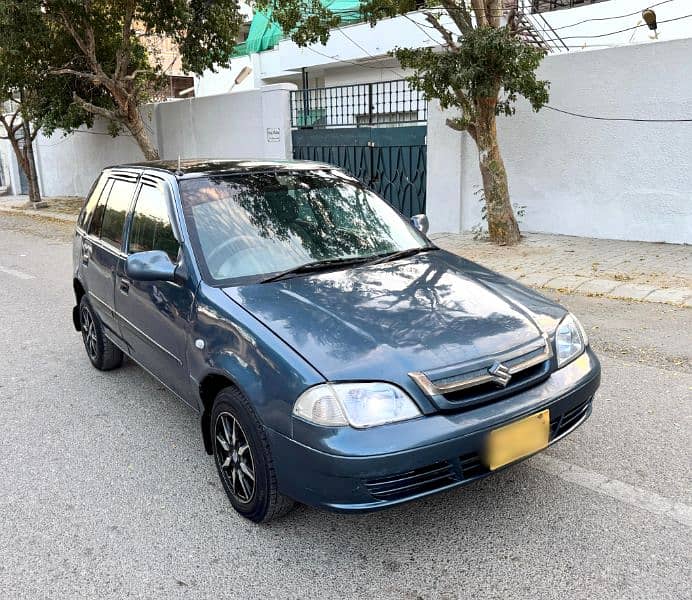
[119,278,130,294]
[82,242,92,265]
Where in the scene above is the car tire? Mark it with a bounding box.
[211,386,296,523]
[79,296,123,371]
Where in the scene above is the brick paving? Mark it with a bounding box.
[431,232,692,307]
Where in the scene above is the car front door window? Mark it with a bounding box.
[128,184,180,261]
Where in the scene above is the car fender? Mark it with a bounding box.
[188,284,325,443]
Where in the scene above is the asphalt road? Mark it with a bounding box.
[0,213,690,600]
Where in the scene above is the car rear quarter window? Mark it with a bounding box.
[87,178,114,237]
[78,174,107,230]
[99,179,137,249]
[128,184,179,262]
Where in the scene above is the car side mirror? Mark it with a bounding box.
[126,250,176,282]
[410,213,429,235]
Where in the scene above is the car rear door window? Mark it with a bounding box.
[100,179,137,249]
[128,184,179,262]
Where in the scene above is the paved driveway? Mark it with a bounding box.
[1,214,690,599]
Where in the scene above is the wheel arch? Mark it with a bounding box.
[72,278,86,331]
[198,372,244,454]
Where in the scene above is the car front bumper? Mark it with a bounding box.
[266,348,601,512]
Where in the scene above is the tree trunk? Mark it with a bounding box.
[21,120,42,204]
[475,98,520,246]
[125,106,159,161]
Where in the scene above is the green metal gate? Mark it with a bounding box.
[292,126,426,217]
[290,80,427,218]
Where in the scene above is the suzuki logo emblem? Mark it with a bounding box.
[488,361,512,387]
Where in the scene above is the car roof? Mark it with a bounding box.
[111,158,335,179]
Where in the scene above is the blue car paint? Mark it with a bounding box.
[73,159,601,513]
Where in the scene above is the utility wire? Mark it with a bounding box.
[325,21,692,123]
[335,26,406,77]
[331,0,680,37]
[546,0,676,31]
[304,44,403,73]
[556,12,692,40]
[545,105,692,123]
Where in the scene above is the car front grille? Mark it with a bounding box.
[364,461,459,501]
[550,397,593,439]
[409,335,554,412]
[364,397,594,503]
[440,361,551,407]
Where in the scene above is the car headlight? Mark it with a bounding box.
[555,313,588,368]
[293,382,421,428]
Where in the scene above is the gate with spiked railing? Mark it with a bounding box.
[290,80,428,218]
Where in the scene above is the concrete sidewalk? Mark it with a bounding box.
[432,232,692,307]
[0,195,81,222]
[1,196,689,307]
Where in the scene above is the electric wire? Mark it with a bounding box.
[327,17,692,124]
[544,105,692,123]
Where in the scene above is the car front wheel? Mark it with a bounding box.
[211,387,295,523]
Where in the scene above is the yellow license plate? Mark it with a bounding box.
[485,409,550,471]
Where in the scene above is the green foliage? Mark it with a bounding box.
[396,25,549,123]
[0,0,108,135]
[257,1,342,46]
[256,0,550,132]
[254,0,541,245]
[0,0,243,142]
[134,0,245,74]
[0,0,243,157]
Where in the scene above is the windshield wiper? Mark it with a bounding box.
[259,256,375,283]
[367,245,437,266]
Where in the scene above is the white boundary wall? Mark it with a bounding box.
[427,38,692,244]
[28,83,295,198]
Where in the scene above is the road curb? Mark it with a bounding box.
[0,204,76,224]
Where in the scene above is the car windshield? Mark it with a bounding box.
[179,169,428,284]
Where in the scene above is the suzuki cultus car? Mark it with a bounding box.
[72,160,600,522]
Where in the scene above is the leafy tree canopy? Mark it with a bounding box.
[255,0,551,245]
[34,0,244,158]
[0,0,109,135]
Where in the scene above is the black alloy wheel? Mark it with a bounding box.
[215,412,256,504]
[78,296,123,370]
[210,387,295,522]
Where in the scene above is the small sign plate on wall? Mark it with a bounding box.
[266,128,281,143]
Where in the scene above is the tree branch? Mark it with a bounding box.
[8,106,21,132]
[115,0,136,81]
[51,68,106,84]
[72,94,119,121]
[48,6,113,87]
[439,0,474,35]
[469,0,488,27]
[485,0,503,28]
[423,11,459,51]
[0,112,29,171]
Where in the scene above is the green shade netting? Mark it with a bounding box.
[239,1,363,55]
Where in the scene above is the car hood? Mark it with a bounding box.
[224,250,562,382]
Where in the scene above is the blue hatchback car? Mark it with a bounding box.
[72,159,600,522]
